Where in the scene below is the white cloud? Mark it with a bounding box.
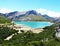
[36,8,60,17]
[0,8,11,14]
[0,8,60,17]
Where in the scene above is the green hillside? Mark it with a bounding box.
[0,24,59,46]
[0,16,11,24]
[0,21,60,46]
[17,15,49,21]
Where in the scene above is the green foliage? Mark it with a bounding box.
[0,27,18,40]
[1,25,55,46]
[0,24,60,46]
[44,39,60,46]
[0,16,11,24]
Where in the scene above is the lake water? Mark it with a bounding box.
[14,21,52,28]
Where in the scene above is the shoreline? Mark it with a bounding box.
[12,21,54,33]
[10,24,43,33]
[0,21,54,33]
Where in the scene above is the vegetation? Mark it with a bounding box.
[0,22,60,46]
[16,15,49,21]
[0,26,18,40]
[0,16,11,24]
[0,27,18,39]
[0,24,58,46]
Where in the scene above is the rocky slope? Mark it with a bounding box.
[0,10,55,21]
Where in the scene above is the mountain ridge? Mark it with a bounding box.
[0,10,55,22]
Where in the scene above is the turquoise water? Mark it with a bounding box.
[14,21,52,28]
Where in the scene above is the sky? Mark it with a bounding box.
[0,0,60,17]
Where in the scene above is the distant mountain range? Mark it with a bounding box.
[54,17,60,23]
[0,10,55,22]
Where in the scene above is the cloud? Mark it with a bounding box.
[0,8,11,14]
[36,8,60,17]
[0,8,60,17]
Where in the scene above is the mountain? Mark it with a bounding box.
[0,10,55,21]
[17,10,48,21]
[4,11,26,20]
[54,17,60,23]
[25,10,38,15]
[42,14,55,22]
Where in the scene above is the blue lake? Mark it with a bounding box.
[14,21,52,28]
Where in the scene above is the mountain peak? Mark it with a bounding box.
[26,10,38,15]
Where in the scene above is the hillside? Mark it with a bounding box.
[0,23,60,46]
[17,14,48,21]
[54,17,60,23]
[3,10,55,22]
[42,14,55,22]
[0,15,11,24]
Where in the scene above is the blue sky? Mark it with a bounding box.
[0,0,60,17]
